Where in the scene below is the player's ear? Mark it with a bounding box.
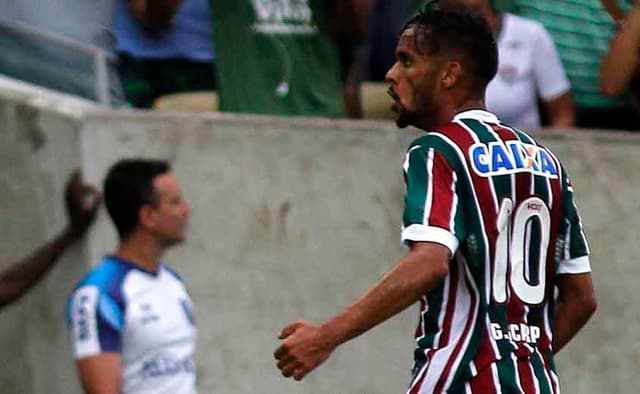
[441,60,462,90]
[138,204,157,229]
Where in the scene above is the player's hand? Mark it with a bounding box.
[274,320,336,381]
[64,169,101,238]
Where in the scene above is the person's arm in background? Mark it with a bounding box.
[0,171,100,310]
[532,21,576,127]
[553,273,597,353]
[128,0,183,29]
[600,2,640,96]
[337,0,372,118]
[600,0,626,23]
[544,93,576,127]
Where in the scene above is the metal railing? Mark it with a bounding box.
[0,17,114,106]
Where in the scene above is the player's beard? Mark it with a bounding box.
[394,92,434,130]
[395,104,419,129]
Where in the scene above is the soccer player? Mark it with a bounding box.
[274,4,597,393]
[67,159,196,394]
[0,170,99,310]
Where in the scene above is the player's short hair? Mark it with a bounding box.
[104,159,170,239]
[404,1,498,96]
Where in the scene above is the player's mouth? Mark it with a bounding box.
[387,88,400,112]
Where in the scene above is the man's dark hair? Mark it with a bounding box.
[404,2,498,95]
[103,159,170,239]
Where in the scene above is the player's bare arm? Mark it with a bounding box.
[274,241,450,381]
[77,353,122,394]
[552,272,597,353]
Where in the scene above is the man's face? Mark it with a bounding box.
[147,172,191,246]
[385,26,441,129]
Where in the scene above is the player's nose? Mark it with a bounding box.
[385,61,399,84]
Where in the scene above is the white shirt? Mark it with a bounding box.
[486,13,571,129]
[68,256,196,394]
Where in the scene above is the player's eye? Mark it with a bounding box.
[398,53,411,67]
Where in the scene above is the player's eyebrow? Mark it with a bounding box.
[395,49,411,61]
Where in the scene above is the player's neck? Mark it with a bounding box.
[429,98,486,129]
[115,232,165,274]
[454,99,487,115]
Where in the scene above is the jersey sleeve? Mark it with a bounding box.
[532,22,571,101]
[68,285,124,358]
[401,143,461,255]
[557,174,591,274]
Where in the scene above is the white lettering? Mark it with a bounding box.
[520,324,531,343]
[509,324,521,341]
[490,323,504,340]
[251,0,313,25]
[531,326,541,343]
[469,141,558,178]
[489,323,542,344]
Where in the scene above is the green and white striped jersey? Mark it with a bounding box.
[402,110,590,394]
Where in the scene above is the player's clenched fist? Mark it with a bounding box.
[274,320,337,381]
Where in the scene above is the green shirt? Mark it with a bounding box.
[412,0,518,13]
[210,0,345,117]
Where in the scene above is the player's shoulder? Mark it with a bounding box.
[405,130,470,173]
[71,256,136,300]
[67,257,133,325]
[407,125,465,154]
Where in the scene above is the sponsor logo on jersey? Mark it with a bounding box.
[139,303,160,325]
[76,294,91,340]
[470,141,558,178]
[141,355,195,379]
[73,287,99,342]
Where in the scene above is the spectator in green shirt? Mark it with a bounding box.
[210,0,368,118]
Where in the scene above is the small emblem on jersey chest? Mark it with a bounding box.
[498,64,519,85]
[139,303,160,324]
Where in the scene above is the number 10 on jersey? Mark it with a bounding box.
[493,197,551,306]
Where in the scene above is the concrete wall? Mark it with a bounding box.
[1,78,639,393]
[0,80,97,394]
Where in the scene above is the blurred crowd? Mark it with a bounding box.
[2,0,640,130]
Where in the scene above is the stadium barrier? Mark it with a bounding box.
[0,76,637,394]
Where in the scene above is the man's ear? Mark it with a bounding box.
[138,205,156,229]
[441,60,463,90]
